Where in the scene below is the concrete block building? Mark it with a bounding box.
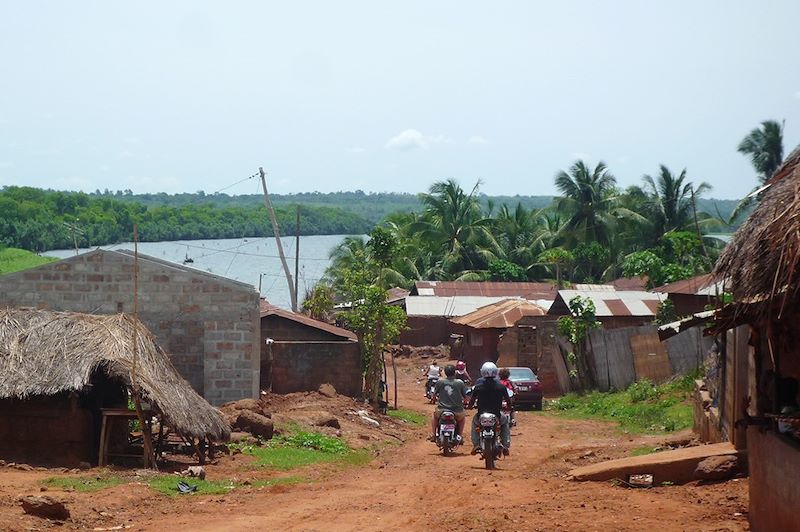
[0,249,260,405]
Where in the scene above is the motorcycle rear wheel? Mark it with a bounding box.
[483,438,495,470]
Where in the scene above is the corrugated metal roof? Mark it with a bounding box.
[412,281,558,300]
[450,299,548,329]
[259,301,357,341]
[653,274,716,295]
[386,287,410,304]
[405,295,519,317]
[551,288,665,317]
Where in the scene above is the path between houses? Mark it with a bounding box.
[0,361,749,531]
[141,370,748,532]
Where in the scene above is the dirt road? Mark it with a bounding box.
[0,360,748,531]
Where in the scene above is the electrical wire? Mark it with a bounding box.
[210,172,259,195]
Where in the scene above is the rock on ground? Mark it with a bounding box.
[318,383,337,398]
[19,495,70,521]
[313,412,341,429]
[234,410,274,439]
[693,455,740,481]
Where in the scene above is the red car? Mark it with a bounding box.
[508,367,543,410]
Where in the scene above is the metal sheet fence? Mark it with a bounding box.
[587,325,712,392]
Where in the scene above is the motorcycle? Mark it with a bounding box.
[476,412,503,469]
[425,377,439,403]
[435,410,461,455]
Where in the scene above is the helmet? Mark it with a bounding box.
[456,360,466,371]
[480,362,498,378]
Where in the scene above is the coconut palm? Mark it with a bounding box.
[729,120,786,224]
[641,165,711,236]
[413,179,501,276]
[738,120,785,183]
[554,160,621,247]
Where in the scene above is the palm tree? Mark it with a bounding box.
[737,120,784,183]
[641,165,711,236]
[413,179,500,277]
[554,160,620,246]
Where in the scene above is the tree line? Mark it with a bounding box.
[321,119,788,293]
[0,187,371,251]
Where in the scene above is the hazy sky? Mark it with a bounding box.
[1,1,799,199]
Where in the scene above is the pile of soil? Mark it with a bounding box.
[388,344,450,359]
[219,385,412,449]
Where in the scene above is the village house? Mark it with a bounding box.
[701,145,800,531]
[0,308,229,467]
[448,299,548,377]
[547,284,665,329]
[259,301,361,396]
[400,281,557,346]
[0,249,261,406]
[653,273,724,317]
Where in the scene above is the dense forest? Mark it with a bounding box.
[0,187,371,251]
[89,188,740,226]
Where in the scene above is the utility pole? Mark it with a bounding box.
[690,186,709,258]
[294,205,300,310]
[62,220,84,256]
[259,167,297,312]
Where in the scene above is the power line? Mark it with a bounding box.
[210,172,259,195]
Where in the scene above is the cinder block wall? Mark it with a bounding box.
[269,341,362,397]
[0,251,260,405]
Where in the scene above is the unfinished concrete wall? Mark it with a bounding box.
[0,250,260,405]
[747,428,800,532]
[269,341,362,397]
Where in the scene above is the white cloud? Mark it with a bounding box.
[346,147,367,153]
[385,129,452,150]
[0,161,14,169]
[55,176,93,190]
[468,135,488,145]
[119,150,135,159]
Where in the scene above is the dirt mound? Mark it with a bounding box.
[388,344,450,359]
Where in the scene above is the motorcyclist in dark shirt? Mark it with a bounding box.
[467,361,512,456]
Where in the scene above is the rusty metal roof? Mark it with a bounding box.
[549,287,666,317]
[450,299,548,329]
[259,301,357,341]
[652,274,719,295]
[412,281,558,300]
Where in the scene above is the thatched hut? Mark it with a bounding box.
[712,145,800,532]
[0,308,229,467]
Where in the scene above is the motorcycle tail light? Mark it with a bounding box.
[441,413,455,422]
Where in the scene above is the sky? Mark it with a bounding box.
[1,1,799,200]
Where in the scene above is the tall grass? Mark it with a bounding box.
[547,371,699,434]
[0,248,56,275]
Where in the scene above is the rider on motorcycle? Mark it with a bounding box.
[498,367,517,426]
[429,364,468,442]
[454,360,472,384]
[468,362,512,456]
[422,362,442,398]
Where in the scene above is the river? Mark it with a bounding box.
[45,235,356,310]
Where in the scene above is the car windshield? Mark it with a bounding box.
[509,368,536,381]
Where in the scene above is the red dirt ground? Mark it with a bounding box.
[0,356,749,531]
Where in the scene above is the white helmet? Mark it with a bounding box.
[480,362,498,378]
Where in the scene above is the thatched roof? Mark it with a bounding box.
[0,308,229,441]
[713,144,800,321]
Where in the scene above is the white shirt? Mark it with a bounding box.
[427,365,440,378]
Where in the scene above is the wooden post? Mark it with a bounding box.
[391,350,398,410]
[259,167,297,311]
[131,225,156,469]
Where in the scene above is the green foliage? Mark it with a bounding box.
[386,408,427,426]
[0,247,56,275]
[557,296,601,390]
[487,258,527,281]
[547,375,696,433]
[0,186,371,251]
[43,474,125,492]
[302,283,335,321]
[630,446,658,457]
[654,299,677,325]
[236,429,368,470]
